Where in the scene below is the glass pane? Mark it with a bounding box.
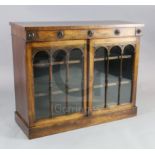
[107,46,121,106]
[52,50,66,116]
[33,51,50,120]
[34,67,49,93]
[120,45,134,103]
[68,48,83,113]
[35,96,49,119]
[93,47,107,110]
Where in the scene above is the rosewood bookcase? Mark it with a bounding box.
[10,21,144,139]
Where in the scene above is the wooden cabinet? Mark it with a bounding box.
[10,21,144,139]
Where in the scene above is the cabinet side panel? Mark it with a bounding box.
[132,37,140,105]
[12,35,29,125]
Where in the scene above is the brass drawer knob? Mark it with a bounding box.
[88,30,94,37]
[57,31,64,39]
[114,29,120,35]
[27,32,36,41]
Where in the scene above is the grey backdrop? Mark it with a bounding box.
[0,5,154,148]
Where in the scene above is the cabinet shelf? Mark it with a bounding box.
[94,55,131,62]
[33,55,132,68]
[94,80,129,88]
[35,87,82,97]
[33,60,81,67]
[35,80,130,97]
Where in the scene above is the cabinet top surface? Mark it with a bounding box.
[10,20,144,30]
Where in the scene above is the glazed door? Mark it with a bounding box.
[31,40,87,121]
[89,38,136,113]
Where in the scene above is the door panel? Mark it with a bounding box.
[32,40,87,121]
[89,38,136,113]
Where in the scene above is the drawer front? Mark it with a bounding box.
[26,27,137,42]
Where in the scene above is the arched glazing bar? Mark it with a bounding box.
[120,44,135,104]
[107,46,122,106]
[93,47,108,110]
[33,50,51,120]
